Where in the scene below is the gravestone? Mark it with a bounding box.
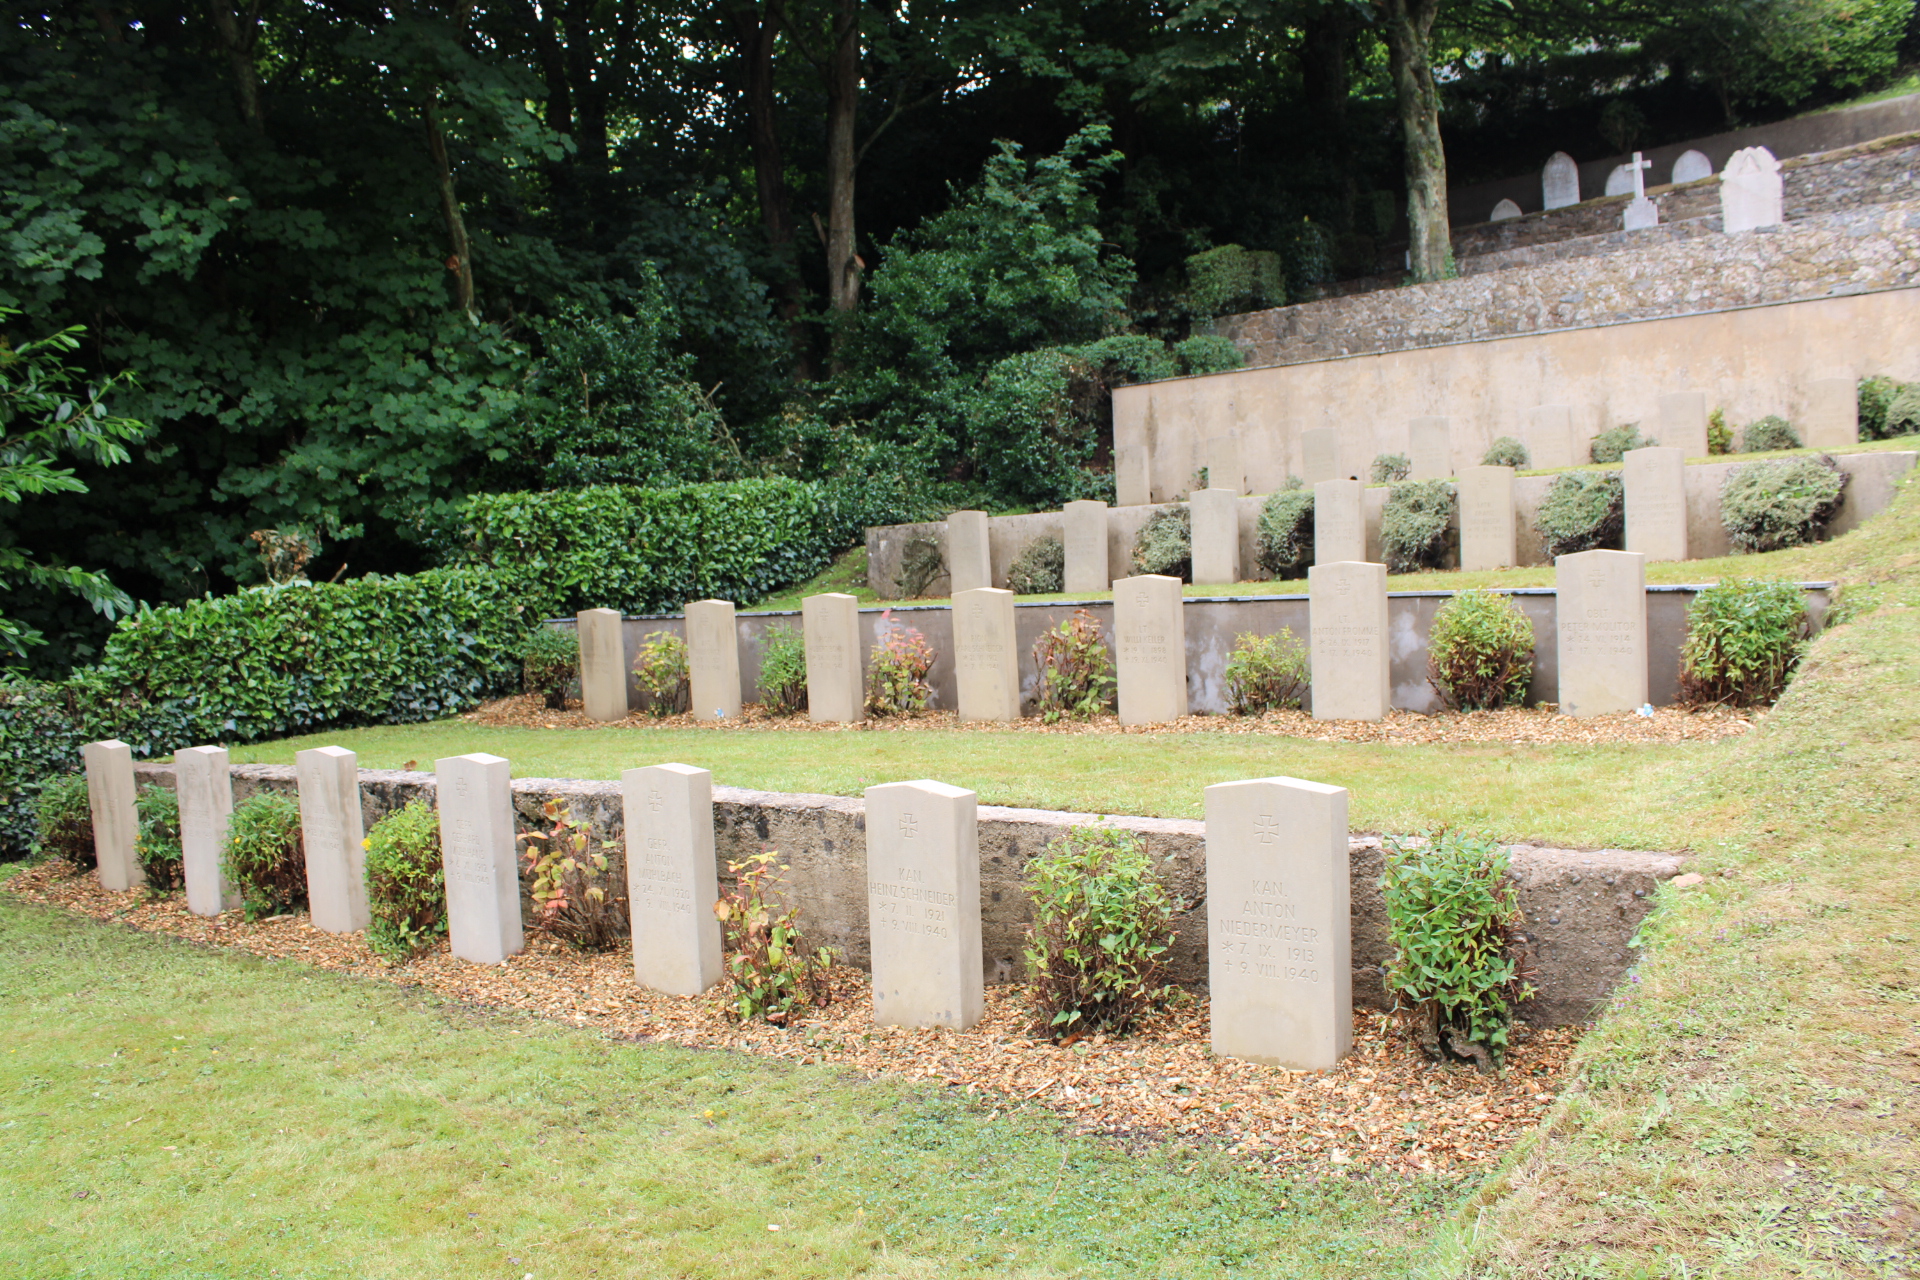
[1604,164,1634,197]
[1555,549,1648,716]
[1203,433,1245,493]
[947,510,992,595]
[1459,466,1517,571]
[1190,488,1243,585]
[1408,417,1451,479]
[1525,404,1577,471]
[953,587,1020,722]
[82,739,140,891]
[435,752,525,965]
[1490,198,1522,222]
[622,763,723,996]
[1619,151,1658,230]
[685,599,742,720]
[1542,152,1580,210]
[1671,149,1714,184]
[177,745,238,917]
[1658,391,1710,458]
[297,745,369,934]
[1062,500,1110,593]
[1721,146,1783,233]
[864,780,983,1030]
[1300,428,1338,485]
[1312,479,1365,565]
[1308,561,1389,722]
[1806,377,1859,448]
[1623,447,1688,563]
[803,592,865,723]
[1114,574,1188,726]
[1204,776,1352,1070]
[576,608,628,721]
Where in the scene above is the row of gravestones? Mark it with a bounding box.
[77,741,1356,1070]
[1491,145,1784,234]
[579,548,1655,727]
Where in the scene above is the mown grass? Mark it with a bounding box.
[0,894,1449,1279]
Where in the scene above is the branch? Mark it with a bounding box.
[855,81,947,168]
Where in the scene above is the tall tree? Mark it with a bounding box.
[1376,0,1450,281]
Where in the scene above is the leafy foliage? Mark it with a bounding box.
[1481,437,1529,469]
[1008,537,1065,596]
[1534,471,1625,559]
[1721,456,1848,553]
[133,784,183,893]
[756,624,808,716]
[225,792,305,920]
[1254,490,1314,579]
[634,632,690,717]
[1588,423,1658,465]
[519,798,626,952]
[894,537,946,599]
[1022,827,1174,1041]
[1426,591,1535,711]
[866,614,935,716]
[713,851,834,1024]
[1707,408,1734,455]
[1678,578,1809,707]
[362,800,446,959]
[1857,376,1904,441]
[1740,415,1802,453]
[1130,507,1191,581]
[1223,631,1309,713]
[1380,480,1456,573]
[522,626,577,710]
[1031,610,1115,723]
[32,771,90,869]
[1183,245,1286,318]
[1370,453,1411,484]
[1883,385,1920,439]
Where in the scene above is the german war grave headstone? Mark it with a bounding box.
[623,763,723,996]
[864,780,984,1030]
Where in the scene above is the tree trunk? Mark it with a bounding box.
[208,0,265,133]
[424,92,478,321]
[1380,0,1450,282]
[729,0,811,378]
[823,0,861,316]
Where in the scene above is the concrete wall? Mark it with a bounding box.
[136,761,1682,1026]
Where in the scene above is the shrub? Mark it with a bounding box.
[1031,610,1115,722]
[1721,456,1848,553]
[1426,591,1534,711]
[1023,827,1174,1040]
[894,536,946,598]
[363,801,447,959]
[1707,407,1733,455]
[225,792,305,919]
[1678,577,1809,707]
[519,798,627,951]
[1481,437,1529,468]
[1223,630,1309,713]
[523,626,577,710]
[1380,479,1456,573]
[713,850,834,1023]
[1884,384,1920,439]
[34,773,92,869]
[866,613,935,715]
[134,785,184,893]
[1184,244,1286,318]
[757,623,808,716]
[1858,376,1903,440]
[1130,506,1191,580]
[636,632,689,716]
[1588,422,1658,464]
[1254,489,1314,579]
[1740,415,1801,453]
[1534,470,1624,559]
[1381,831,1534,1071]
[1370,452,1411,484]
[1008,536,1065,595]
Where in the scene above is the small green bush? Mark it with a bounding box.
[1721,456,1848,553]
[1481,437,1529,469]
[363,800,446,959]
[1534,471,1624,559]
[225,792,306,919]
[1031,610,1115,722]
[1678,578,1808,707]
[757,623,808,716]
[1379,479,1455,573]
[134,785,184,893]
[715,851,834,1024]
[1588,422,1657,464]
[1426,590,1534,711]
[34,773,92,869]
[1707,407,1733,455]
[1130,506,1191,581]
[866,614,935,715]
[1223,630,1309,713]
[1740,415,1801,453]
[1857,376,1904,441]
[636,632,689,716]
[1884,385,1920,439]
[522,626,577,710]
[1370,453,1411,484]
[1023,827,1174,1040]
[1008,536,1065,595]
[1184,244,1287,318]
[1381,831,1534,1071]
[1254,490,1314,579]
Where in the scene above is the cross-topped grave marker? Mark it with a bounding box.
[1621,151,1659,231]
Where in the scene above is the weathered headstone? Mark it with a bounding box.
[1308,561,1389,722]
[1190,488,1243,586]
[803,592,865,723]
[1312,479,1365,565]
[1525,404,1577,471]
[1806,377,1859,448]
[82,739,140,892]
[435,752,525,965]
[953,587,1020,722]
[1114,574,1188,726]
[1542,151,1580,210]
[864,780,983,1030]
[1062,500,1110,593]
[1490,198,1522,222]
[1205,776,1352,1070]
[1604,164,1635,197]
[1623,447,1688,563]
[576,608,628,722]
[177,745,238,917]
[1408,417,1451,479]
[1459,465,1517,571]
[685,599,742,720]
[622,763,723,996]
[296,745,369,934]
[1555,549,1648,716]
[1658,391,1710,458]
[1203,433,1245,494]
[1300,428,1338,485]
[1671,149,1714,185]
[1721,146,1783,233]
[947,510,992,595]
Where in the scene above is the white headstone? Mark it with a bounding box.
[946,510,992,595]
[1203,433,1245,494]
[1459,466,1517,572]
[1489,198,1523,222]
[1555,550,1648,717]
[1309,561,1389,722]
[685,599,742,720]
[296,745,369,934]
[82,739,140,891]
[1604,164,1635,197]
[435,752,525,965]
[1189,488,1242,586]
[1114,574,1188,726]
[1671,149,1713,185]
[622,763,723,996]
[1721,146,1783,233]
[1205,776,1352,1070]
[1806,377,1859,448]
[1622,196,1659,231]
[576,608,628,722]
[953,587,1020,722]
[1658,391,1711,458]
[1300,428,1339,485]
[1062,500,1110,594]
[1623,447,1688,564]
[864,780,984,1031]
[1542,152,1580,210]
[1408,417,1451,479]
[177,745,237,917]
[803,593,865,723]
[1312,479,1365,565]
[1525,404,1577,471]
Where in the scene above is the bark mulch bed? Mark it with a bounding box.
[468,695,1753,746]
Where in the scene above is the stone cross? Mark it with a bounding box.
[576,609,629,721]
[435,752,526,965]
[1620,151,1659,231]
[177,744,238,916]
[82,739,141,892]
[1113,574,1188,725]
[953,587,1020,722]
[622,763,723,996]
[297,745,370,934]
[685,599,742,720]
[864,780,984,1031]
[1627,152,1650,198]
